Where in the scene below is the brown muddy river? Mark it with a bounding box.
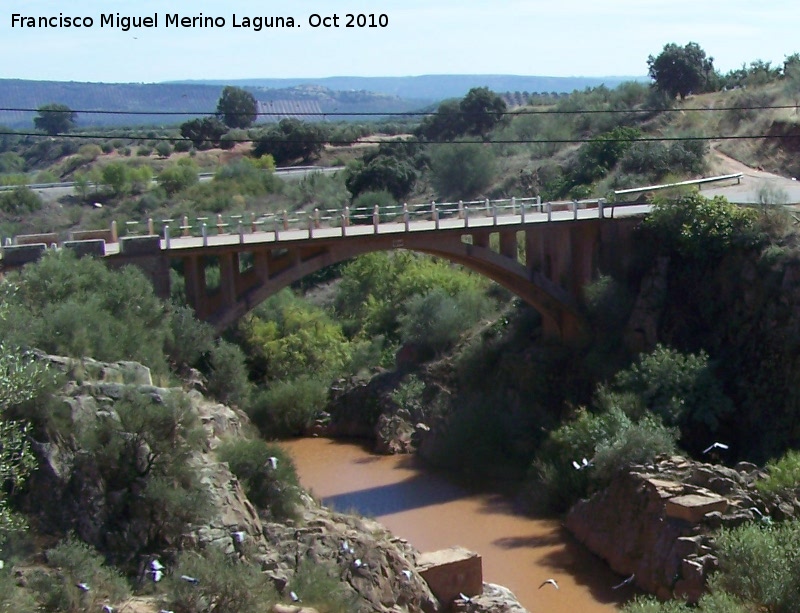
[281,437,637,612]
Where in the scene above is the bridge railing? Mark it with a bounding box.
[2,195,614,261]
[149,196,610,242]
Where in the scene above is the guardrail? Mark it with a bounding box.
[614,173,743,196]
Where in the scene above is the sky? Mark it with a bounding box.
[1,0,798,83]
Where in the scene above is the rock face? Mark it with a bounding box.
[565,455,796,603]
[22,354,448,612]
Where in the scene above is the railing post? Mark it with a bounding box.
[238,221,244,244]
[250,212,257,233]
[432,202,439,230]
[314,208,320,229]
[511,197,516,215]
[464,205,470,228]
[458,200,464,219]
[308,214,314,239]
[573,200,579,220]
[547,201,552,222]
[217,214,224,234]
[274,218,280,241]
[403,203,410,231]
[182,215,190,236]
[536,195,542,212]
[492,203,498,226]
[485,198,490,214]
[344,206,350,227]
[201,223,208,247]
[341,213,347,236]
[164,224,170,249]
[147,217,154,235]
[373,205,380,233]
[282,210,289,231]
[110,220,118,243]
[598,198,605,219]
[521,200,526,224]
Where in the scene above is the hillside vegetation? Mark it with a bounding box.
[3,46,800,612]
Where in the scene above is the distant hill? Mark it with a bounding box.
[173,74,646,101]
[0,80,430,129]
[0,74,646,130]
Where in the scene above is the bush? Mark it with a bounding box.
[529,406,677,513]
[642,193,761,259]
[165,305,215,370]
[246,376,328,438]
[429,142,496,200]
[0,250,171,374]
[27,536,129,612]
[608,344,733,450]
[216,439,302,520]
[76,389,210,564]
[712,520,800,612]
[350,190,398,224]
[164,549,278,613]
[755,449,800,496]
[157,160,198,195]
[0,187,42,214]
[205,340,251,408]
[286,558,358,613]
[398,287,495,355]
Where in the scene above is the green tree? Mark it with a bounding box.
[251,119,326,164]
[157,159,199,195]
[429,141,496,200]
[33,103,77,135]
[100,162,131,196]
[647,42,715,100]
[459,87,507,136]
[345,155,417,200]
[216,85,258,129]
[416,99,465,142]
[180,117,228,149]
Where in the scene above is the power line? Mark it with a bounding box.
[1,104,798,117]
[1,130,798,145]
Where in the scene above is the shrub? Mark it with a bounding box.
[205,340,252,408]
[642,193,761,259]
[246,376,328,438]
[398,287,495,355]
[755,449,800,496]
[0,250,171,374]
[608,344,733,450]
[350,190,398,224]
[0,568,37,612]
[157,160,198,195]
[429,142,496,200]
[165,305,215,370]
[0,187,42,213]
[76,389,210,564]
[164,549,278,613]
[286,558,358,613]
[621,596,688,613]
[216,439,302,520]
[27,536,129,612]
[529,406,677,513]
[712,520,800,612]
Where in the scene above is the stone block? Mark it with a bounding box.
[417,546,482,606]
[666,495,728,523]
[64,239,106,257]
[14,232,59,246]
[1,243,47,265]
[120,235,161,255]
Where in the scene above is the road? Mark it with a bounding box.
[1,165,344,203]
[702,149,800,204]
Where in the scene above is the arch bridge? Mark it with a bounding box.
[1,197,649,340]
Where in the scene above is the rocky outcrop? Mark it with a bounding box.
[565,455,796,603]
[23,354,446,612]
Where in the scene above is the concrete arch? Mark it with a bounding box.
[188,228,586,338]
